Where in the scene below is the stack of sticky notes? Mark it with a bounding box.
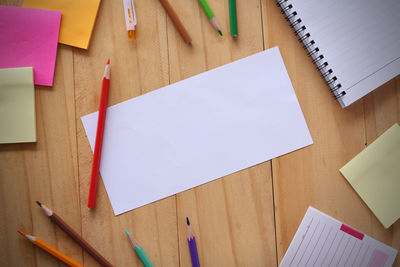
[0,2,100,144]
[0,5,61,144]
[340,123,400,228]
[0,6,61,86]
[22,0,101,49]
[0,68,36,144]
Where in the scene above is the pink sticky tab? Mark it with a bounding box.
[340,224,364,240]
[367,249,388,267]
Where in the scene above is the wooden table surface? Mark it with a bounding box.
[0,0,399,266]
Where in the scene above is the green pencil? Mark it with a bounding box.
[125,230,154,267]
[198,0,222,35]
[228,0,238,37]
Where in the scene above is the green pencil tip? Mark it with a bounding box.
[218,30,223,36]
[125,230,130,235]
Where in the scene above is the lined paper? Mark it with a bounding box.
[279,207,397,267]
[291,0,400,107]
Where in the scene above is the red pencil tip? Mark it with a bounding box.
[17,230,27,236]
[107,58,110,64]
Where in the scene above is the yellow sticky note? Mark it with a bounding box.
[23,0,101,49]
[340,124,400,228]
[0,67,36,144]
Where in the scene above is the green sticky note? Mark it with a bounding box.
[0,67,36,144]
[340,124,400,228]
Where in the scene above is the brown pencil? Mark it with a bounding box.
[36,201,113,267]
[158,0,192,44]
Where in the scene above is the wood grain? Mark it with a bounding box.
[168,0,277,266]
[262,0,400,266]
[73,0,178,266]
[0,0,398,266]
[363,77,400,267]
[0,44,81,267]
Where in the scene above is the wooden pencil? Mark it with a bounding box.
[197,0,222,35]
[125,230,154,267]
[36,201,113,267]
[88,59,111,208]
[18,230,83,267]
[158,0,192,44]
[228,0,238,37]
[186,217,200,267]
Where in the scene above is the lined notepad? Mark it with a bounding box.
[280,207,397,267]
[278,0,400,107]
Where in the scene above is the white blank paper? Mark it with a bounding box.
[81,47,313,215]
[279,207,397,267]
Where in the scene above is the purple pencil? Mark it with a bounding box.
[186,217,200,267]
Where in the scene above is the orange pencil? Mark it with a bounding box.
[18,230,83,267]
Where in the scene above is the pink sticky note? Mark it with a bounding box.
[0,6,61,86]
[367,249,389,267]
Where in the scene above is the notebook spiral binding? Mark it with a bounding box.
[277,0,346,99]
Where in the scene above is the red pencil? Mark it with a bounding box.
[88,59,110,208]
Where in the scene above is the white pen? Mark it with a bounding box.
[123,0,137,39]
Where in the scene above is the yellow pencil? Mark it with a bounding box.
[18,230,83,267]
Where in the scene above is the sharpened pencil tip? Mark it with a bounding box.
[186,217,190,226]
[125,230,130,236]
[107,58,110,64]
[17,230,26,236]
[218,30,223,36]
[36,201,42,207]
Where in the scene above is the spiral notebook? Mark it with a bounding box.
[278,0,400,108]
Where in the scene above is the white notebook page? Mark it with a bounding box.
[291,0,400,107]
[279,207,398,267]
